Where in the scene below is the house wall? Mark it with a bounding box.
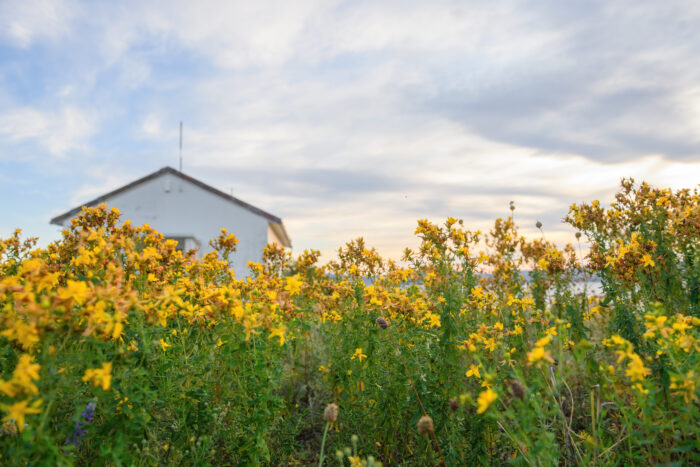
[58,172,270,277]
[267,224,283,246]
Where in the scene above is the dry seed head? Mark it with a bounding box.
[509,379,525,400]
[1,420,17,436]
[536,221,543,229]
[449,397,459,412]
[417,415,434,435]
[575,232,582,239]
[376,316,388,329]
[323,403,338,422]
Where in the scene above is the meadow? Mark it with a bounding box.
[0,178,698,466]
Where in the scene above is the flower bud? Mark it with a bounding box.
[509,379,525,400]
[323,403,338,422]
[417,415,434,435]
[449,397,459,412]
[536,221,542,229]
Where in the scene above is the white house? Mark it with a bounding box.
[50,167,291,275]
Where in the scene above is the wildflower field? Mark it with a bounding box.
[0,179,698,466]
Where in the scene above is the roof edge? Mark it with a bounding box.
[50,167,285,227]
[269,221,292,248]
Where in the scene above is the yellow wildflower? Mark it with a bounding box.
[466,364,481,379]
[0,321,40,350]
[624,354,651,382]
[268,326,286,346]
[82,362,112,391]
[284,274,302,296]
[57,279,89,305]
[424,312,441,328]
[476,388,498,414]
[1,399,42,432]
[534,335,552,348]
[669,371,697,403]
[351,348,367,362]
[12,355,40,395]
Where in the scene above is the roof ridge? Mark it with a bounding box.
[50,166,284,227]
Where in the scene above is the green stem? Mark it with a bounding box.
[318,421,330,467]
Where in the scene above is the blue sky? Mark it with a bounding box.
[1,0,699,259]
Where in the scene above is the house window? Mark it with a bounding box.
[165,236,201,253]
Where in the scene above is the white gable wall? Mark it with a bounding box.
[58,172,270,277]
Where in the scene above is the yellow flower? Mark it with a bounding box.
[624,353,651,382]
[1,399,42,432]
[466,364,481,379]
[527,346,554,364]
[348,456,363,467]
[0,380,17,397]
[57,280,89,305]
[268,326,286,346]
[534,335,552,348]
[159,339,171,351]
[284,274,302,296]
[351,348,367,362]
[82,362,112,391]
[424,312,441,328]
[476,388,498,414]
[641,253,655,268]
[669,370,697,403]
[483,337,496,352]
[0,321,40,350]
[12,355,40,395]
[141,246,161,261]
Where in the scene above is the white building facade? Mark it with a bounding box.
[51,167,291,275]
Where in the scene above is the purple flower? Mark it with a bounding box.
[65,401,97,447]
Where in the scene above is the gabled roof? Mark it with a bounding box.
[50,166,292,247]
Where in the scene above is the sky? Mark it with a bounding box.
[1,0,699,261]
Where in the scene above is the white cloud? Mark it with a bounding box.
[0,0,76,47]
[0,107,95,157]
[140,114,162,138]
[4,0,700,263]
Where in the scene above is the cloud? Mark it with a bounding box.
[2,0,700,260]
[0,107,95,157]
[412,1,700,162]
[0,0,77,47]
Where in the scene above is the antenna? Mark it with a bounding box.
[179,121,183,172]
